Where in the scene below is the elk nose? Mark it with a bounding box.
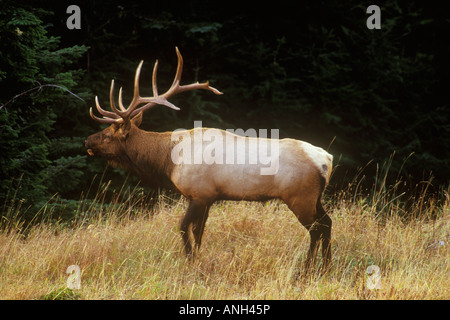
[85,139,95,156]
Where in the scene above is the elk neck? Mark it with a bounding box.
[118,127,177,191]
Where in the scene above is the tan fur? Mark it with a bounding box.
[169,129,332,203]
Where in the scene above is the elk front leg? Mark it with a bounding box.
[192,203,211,251]
[180,199,209,256]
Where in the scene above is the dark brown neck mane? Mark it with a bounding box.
[110,128,177,191]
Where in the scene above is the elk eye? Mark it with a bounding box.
[103,134,112,142]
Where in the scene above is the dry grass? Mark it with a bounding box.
[0,186,449,300]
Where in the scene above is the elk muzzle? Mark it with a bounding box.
[85,134,99,156]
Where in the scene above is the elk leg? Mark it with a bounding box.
[316,199,332,272]
[304,222,321,273]
[303,200,332,274]
[180,199,208,256]
[285,193,331,277]
[192,204,210,250]
[284,197,319,274]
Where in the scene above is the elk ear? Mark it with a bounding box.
[116,120,131,140]
[131,112,143,127]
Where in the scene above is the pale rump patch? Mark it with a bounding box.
[300,141,333,183]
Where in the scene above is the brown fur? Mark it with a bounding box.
[86,115,176,190]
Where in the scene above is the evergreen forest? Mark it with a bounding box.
[1,0,449,222]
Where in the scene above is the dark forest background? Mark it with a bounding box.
[1,0,449,220]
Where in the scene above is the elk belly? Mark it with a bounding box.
[211,164,279,201]
[171,162,279,201]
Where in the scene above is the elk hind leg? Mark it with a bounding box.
[285,198,320,274]
[303,199,332,274]
[316,198,332,272]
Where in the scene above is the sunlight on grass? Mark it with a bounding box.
[1,175,448,299]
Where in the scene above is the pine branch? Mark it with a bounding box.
[0,83,85,111]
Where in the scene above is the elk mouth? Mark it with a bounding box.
[87,149,94,156]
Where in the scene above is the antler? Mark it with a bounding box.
[90,47,223,124]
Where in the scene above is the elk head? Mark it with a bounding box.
[85,47,222,163]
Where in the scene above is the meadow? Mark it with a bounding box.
[0,176,448,300]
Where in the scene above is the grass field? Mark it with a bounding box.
[0,180,448,300]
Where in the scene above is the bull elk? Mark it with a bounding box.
[85,47,333,272]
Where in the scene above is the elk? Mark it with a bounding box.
[85,47,333,272]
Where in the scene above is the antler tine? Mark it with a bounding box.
[163,46,222,98]
[132,60,144,106]
[90,88,123,123]
[129,99,180,119]
[115,87,127,116]
[152,59,158,96]
[109,60,145,120]
[109,80,116,111]
[171,46,183,90]
[90,106,122,124]
[95,96,121,119]
[109,80,126,112]
[109,87,122,116]
[176,80,223,95]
